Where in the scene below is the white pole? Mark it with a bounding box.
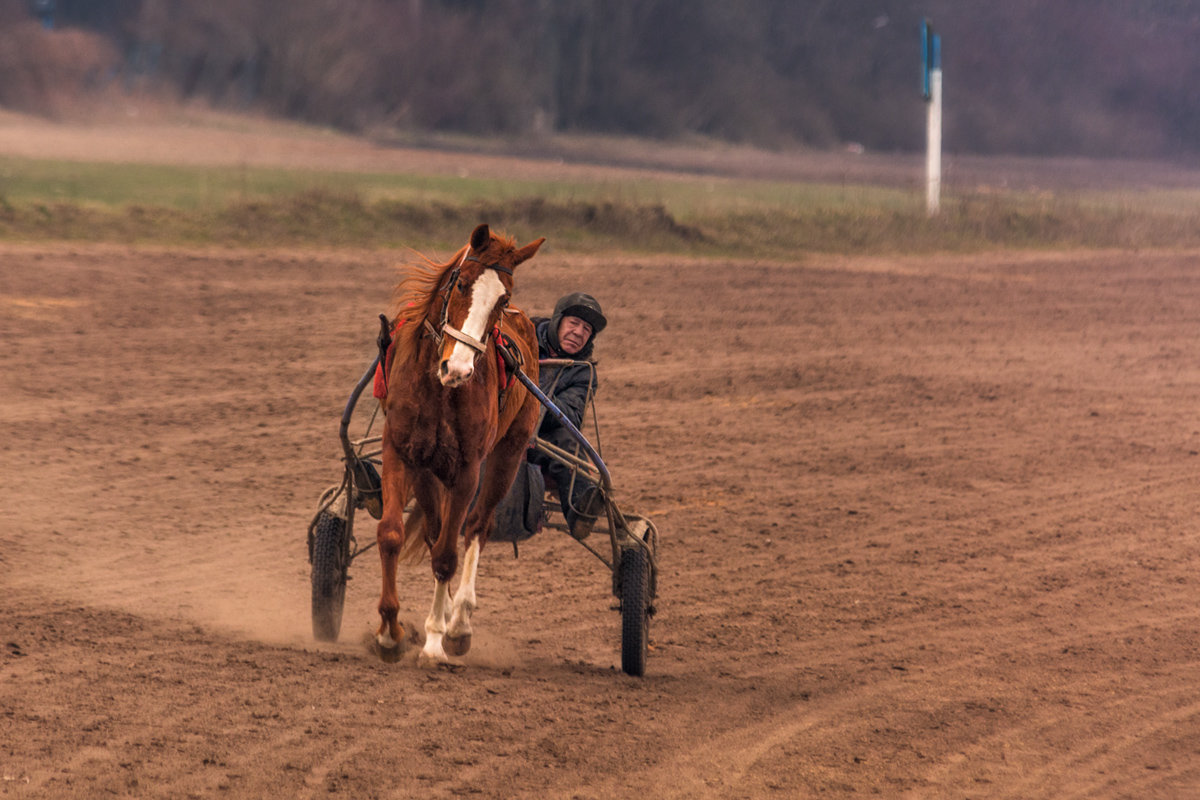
[926,67,942,216]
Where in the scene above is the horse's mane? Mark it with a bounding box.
[387,246,463,369]
[386,232,517,368]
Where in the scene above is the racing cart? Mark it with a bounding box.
[305,355,660,676]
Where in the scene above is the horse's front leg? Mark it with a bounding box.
[419,466,478,665]
[375,434,410,658]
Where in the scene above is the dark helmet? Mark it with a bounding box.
[547,292,606,358]
[551,292,607,336]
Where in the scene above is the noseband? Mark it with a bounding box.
[424,252,513,356]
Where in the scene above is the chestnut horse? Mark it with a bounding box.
[375,223,543,664]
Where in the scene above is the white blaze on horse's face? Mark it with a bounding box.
[440,268,506,387]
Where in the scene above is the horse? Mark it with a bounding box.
[375,223,543,665]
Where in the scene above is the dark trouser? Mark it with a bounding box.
[529,426,599,528]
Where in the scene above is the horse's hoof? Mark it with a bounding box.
[374,628,407,663]
[417,650,445,669]
[443,634,472,657]
[378,643,404,664]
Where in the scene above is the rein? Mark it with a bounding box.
[423,251,513,355]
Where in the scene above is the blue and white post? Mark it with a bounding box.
[922,19,942,216]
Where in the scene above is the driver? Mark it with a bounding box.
[530,292,607,539]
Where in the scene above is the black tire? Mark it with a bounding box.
[620,544,650,676]
[310,510,348,642]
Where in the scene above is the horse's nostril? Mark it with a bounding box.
[439,360,449,376]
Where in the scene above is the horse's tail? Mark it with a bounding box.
[397,503,431,566]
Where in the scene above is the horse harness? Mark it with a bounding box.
[376,253,524,404]
[423,254,512,353]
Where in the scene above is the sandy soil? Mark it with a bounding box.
[6,240,1200,799]
[4,116,1200,798]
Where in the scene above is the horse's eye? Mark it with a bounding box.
[458,283,468,294]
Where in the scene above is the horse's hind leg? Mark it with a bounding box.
[444,537,481,656]
[375,436,410,657]
[420,577,454,666]
[447,419,535,656]
[419,468,475,665]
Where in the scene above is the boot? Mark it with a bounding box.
[568,485,604,541]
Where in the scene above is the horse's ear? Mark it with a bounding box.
[470,224,491,251]
[512,237,545,267]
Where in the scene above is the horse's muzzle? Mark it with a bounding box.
[439,358,473,387]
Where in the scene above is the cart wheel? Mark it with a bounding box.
[619,544,650,676]
[311,510,348,642]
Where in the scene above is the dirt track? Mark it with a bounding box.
[5,232,1200,798]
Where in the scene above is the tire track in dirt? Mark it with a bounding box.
[621,601,1200,798]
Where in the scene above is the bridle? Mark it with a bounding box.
[423,250,513,357]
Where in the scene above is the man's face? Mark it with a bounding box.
[557,315,594,355]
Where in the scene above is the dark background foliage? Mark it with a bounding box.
[5,0,1200,158]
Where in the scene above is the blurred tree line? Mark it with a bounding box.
[2,0,1200,158]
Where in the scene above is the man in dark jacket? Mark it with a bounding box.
[531,292,607,539]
